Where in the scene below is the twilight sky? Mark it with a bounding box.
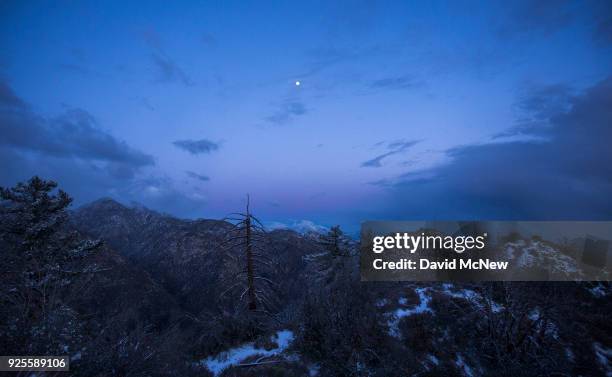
[1,1,611,234]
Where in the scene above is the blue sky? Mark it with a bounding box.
[1,0,611,233]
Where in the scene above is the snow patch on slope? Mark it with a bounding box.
[504,240,579,277]
[201,330,294,376]
[589,283,608,298]
[455,354,474,377]
[594,342,612,377]
[441,283,503,313]
[387,288,432,338]
[267,220,328,234]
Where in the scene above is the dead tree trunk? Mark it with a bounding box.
[245,201,257,310]
[221,195,276,313]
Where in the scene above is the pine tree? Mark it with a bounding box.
[0,177,101,353]
[1,176,72,249]
[1,177,101,316]
[319,225,344,257]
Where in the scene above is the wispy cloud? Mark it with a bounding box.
[361,152,393,168]
[361,140,420,168]
[142,28,194,86]
[367,178,392,187]
[368,75,420,91]
[497,0,573,38]
[265,100,307,125]
[296,44,394,80]
[173,139,220,155]
[0,80,26,108]
[186,171,210,182]
[592,2,612,45]
[200,33,217,47]
[57,63,89,75]
[151,52,193,86]
[139,97,155,111]
[297,47,356,78]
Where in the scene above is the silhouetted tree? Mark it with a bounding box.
[319,225,345,256]
[0,176,101,354]
[221,196,276,314]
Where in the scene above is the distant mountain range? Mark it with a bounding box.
[72,198,327,316]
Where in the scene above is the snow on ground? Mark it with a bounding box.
[504,240,579,276]
[385,284,506,338]
[302,251,329,262]
[308,363,320,376]
[71,351,82,362]
[201,330,294,376]
[441,283,503,313]
[565,347,575,363]
[441,283,479,300]
[504,240,525,259]
[528,308,540,321]
[594,342,612,377]
[528,308,559,339]
[387,288,432,338]
[489,301,504,313]
[455,354,474,377]
[384,283,508,339]
[428,354,439,366]
[421,354,440,372]
[589,283,608,298]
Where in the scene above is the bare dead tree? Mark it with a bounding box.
[220,195,277,314]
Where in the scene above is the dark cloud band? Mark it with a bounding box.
[173,139,220,155]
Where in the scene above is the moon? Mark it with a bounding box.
[295,80,301,86]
